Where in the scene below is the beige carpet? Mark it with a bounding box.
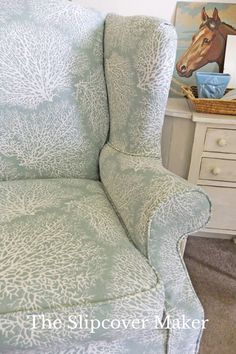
[184,237,236,354]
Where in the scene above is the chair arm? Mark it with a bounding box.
[100,144,211,354]
[100,145,211,257]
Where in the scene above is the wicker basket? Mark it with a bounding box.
[182,85,236,116]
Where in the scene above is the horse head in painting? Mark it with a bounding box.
[176,7,236,77]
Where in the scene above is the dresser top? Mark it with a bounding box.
[166,98,236,125]
[166,98,192,119]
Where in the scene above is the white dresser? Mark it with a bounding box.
[162,98,236,239]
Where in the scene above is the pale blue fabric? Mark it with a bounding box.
[0,0,109,181]
[0,1,211,353]
[100,145,211,354]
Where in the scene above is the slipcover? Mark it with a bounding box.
[0,178,164,352]
[0,0,211,353]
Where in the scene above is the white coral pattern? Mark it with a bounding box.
[0,3,208,353]
[0,178,163,351]
[104,15,147,54]
[105,16,177,158]
[108,250,158,296]
[66,195,125,246]
[0,22,73,109]
[136,23,176,93]
[0,214,104,311]
[100,145,211,354]
[71,341,128,354]
[0,157,18,181]
[131,97,163,156]
[0,179,85,223]
[0,0,109,182]
[75,69,108,136]
[106,53,133,127]
[0,101,87,178]
[28,0,101,44]
[0,182,58,222]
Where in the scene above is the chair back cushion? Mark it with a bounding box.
[0,0,109,181]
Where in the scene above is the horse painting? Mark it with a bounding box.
[176,7,236,78]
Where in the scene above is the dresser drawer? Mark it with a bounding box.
[204,128,236,153]
[202,186,236,231]
[200,158,236,182]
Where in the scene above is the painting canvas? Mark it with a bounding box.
[170,2,236,97]
[224,35,236,88]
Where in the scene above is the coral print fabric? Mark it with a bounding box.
[105,14,177,158]
[102,14,211,354]
[0,1,211,353]
[0,0,109,181]
[100,145,211,354]
[0,178,165,352]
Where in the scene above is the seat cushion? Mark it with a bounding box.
[0,178,164,351]
[0,0,109,181]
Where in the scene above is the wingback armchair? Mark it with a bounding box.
[0,1,211,353]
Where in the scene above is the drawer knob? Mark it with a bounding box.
[211,167,221,176]
[217,138,227,147]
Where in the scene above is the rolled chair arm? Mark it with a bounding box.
[100,144,211,354]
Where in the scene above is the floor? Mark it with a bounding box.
[184,237,236,354]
